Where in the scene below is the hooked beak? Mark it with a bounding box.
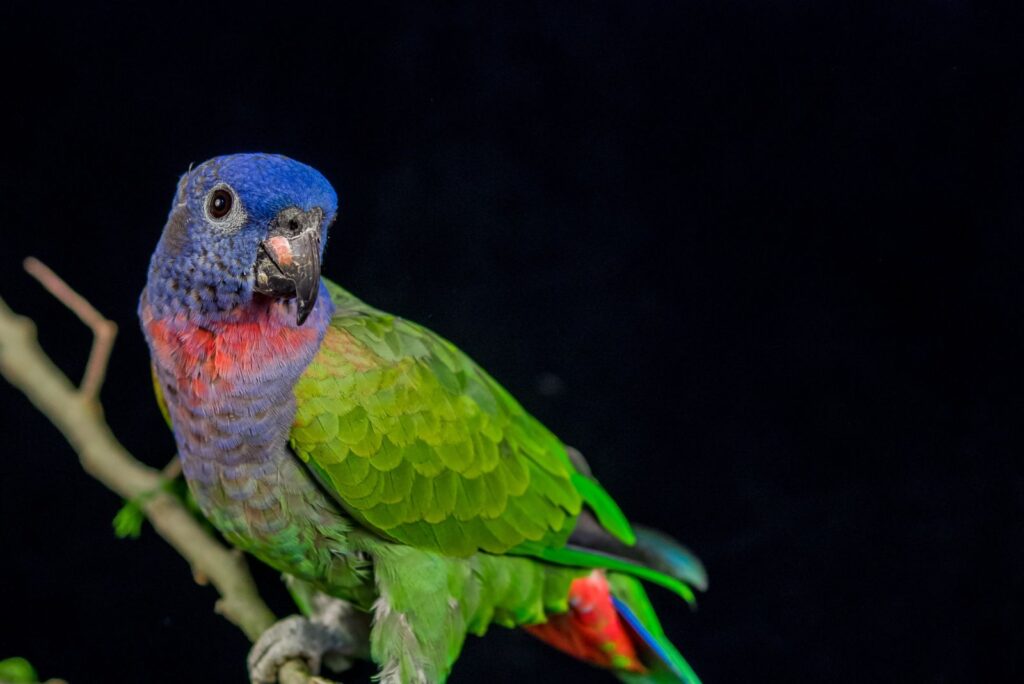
[253,206,323,325]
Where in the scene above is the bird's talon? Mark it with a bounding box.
[248,615,354,684]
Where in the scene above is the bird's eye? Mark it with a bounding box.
[208,188,234,219]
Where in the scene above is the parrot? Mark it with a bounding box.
[139,153,706,684]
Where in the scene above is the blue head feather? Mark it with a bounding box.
[144,153,337,320]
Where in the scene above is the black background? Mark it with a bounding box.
[1,2,1022,682]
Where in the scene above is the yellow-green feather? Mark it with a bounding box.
[151,364,172,428]
[290,279,634,558]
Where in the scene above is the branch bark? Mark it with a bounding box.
[0,264,329,683]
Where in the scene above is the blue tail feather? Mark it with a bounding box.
[610,590,702,684]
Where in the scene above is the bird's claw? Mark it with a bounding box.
[248,614,356,684]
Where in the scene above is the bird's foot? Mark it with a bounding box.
[248,615,346,683]
[248,598,368,684]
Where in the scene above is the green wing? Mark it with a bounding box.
[290,279,634,558]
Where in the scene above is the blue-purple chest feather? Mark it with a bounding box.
[140,285,342,544]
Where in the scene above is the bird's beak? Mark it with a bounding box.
[254,207,323,325]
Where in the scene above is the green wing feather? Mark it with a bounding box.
[512,542,696,605]
[290,279,634,558]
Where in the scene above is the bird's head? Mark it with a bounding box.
[146,153,337,325]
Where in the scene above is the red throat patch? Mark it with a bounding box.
[141,301,321,400]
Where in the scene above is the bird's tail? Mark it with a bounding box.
[608,573,701,684]
[630,525,708,594]
[524,571,701,684]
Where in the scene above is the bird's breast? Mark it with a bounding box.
[140,296,330,522]
[140,299,361,586]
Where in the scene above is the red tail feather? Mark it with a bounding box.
[525,571,646,673]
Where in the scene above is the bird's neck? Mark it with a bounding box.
[140,287,357,574]
[140,286,333,475]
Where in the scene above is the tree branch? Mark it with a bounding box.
[0,261,330,683]
[22,257,117,403]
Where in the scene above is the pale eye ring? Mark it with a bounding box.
[207,188,234,219]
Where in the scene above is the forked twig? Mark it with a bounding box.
[0,260,334,684]
[23,256,118,401]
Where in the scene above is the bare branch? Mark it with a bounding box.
[161,455,183,480]
[23,257,118,402]
[279,660,335,684]
[0,277,333,683]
